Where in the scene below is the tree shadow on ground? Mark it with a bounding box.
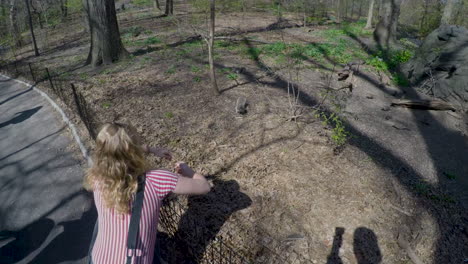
[0,126,65,162]
[0,189,91,264]
[342,28,468,263]
[31,204,96,264]
[0,88,33,106]
[0,218,54,264]
[213,28,467,263]
[131,19,301,57]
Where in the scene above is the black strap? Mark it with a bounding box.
[88,220,99,264]
[126,177,146,264]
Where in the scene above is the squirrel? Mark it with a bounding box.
[235,97,248,115]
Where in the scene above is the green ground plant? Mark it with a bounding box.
[214,40,236,50]
[166,65,176,74]
[190,65,201,73]
[365,49,414,86]
[443,172,457,180]
[227,73,238,81]
[102,102,111,109]
[242,39,362,65]
[164,112,174,118]
[122,26,144,37]
[132,0,153,7]
[67,0,84,12]
[144,36,161,45]
[392,73,410,86]
[79,72,89,80]
[315,111,351,146]
[413,181,455,203]
[318,20,372,40]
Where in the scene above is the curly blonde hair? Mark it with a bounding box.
[84,123,147,214]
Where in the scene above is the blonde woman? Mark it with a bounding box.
[85,123,211,264]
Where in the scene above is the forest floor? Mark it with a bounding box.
[2,4,468,264]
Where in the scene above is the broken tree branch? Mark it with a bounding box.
[391,99,456,111]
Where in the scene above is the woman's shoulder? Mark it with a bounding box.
[145,170,179,196]
[145,169,179,183]
[146,169,176,177]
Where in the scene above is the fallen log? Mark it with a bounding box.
[390,99,456,111]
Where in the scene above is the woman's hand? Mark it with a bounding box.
[174,162,195,178]
[144,145,172,160]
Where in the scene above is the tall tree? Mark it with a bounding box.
[441,0,460,25]
[373,0,402,50]
[83,0,128,67]
[1,0,6,17]
[365,0,375,29]
[25,0,39,56]
[154,0,161,10]
[165,0,173,15]
[9,0,22,47]
[207,0,219,95]
[358,0,364,17]
[420,0,429,31]
[337,0,345,23]
[60,0,68,20]
[30,0,44,29]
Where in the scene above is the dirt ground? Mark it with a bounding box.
[3,4,468,264]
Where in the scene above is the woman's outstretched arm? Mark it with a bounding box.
[173,162,211,195]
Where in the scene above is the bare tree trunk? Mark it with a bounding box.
[420,0,428,32]
[365,0,375,29]
[351,0,356,19]
[373,0,401,50]
[1,0,6,17]
[25,0,39,56]
[30,0,44,29]
[337,0,344,23]
[165,0,173,15]
[208,0,219,95]
[441,0,460,25]
[154,0,160,10]
[345,0,349,19]
[60,0,68,20]
[83,0,128,67]
[358,0,364,17]
[9,0,22,47]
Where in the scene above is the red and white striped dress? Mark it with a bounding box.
[91,170,179,264]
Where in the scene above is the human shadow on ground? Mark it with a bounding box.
[326,227,345,264]
[0,218,54,264]
[0,106,42,129]
[169,179,252,263]
[31,203,97,264]
[353,227,382,264]
[325,227,382,264]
